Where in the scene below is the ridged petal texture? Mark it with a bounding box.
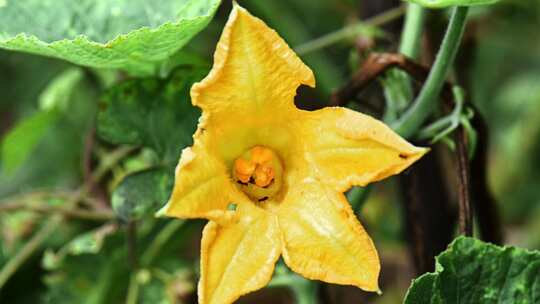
[161,4,428,304]
[199,205,281,304]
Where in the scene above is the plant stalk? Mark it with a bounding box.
[140,220,185,266]
[393,7,469,138]
[294,5,406,55]
[399,4,426,58]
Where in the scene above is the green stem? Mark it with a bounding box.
[140,220,185,266]
[393,7,469,138]
[0,215,62,288]
[399,4,426,58]
[416,115,453,140]
[382,4,425,123]
[125,274,140,304]
[292,282,319,304]
[0,203,115,221]
[294,5,406,55]
[347,186,372,214]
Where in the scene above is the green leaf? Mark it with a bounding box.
[1,66,87,175]
[405,0,498,8]
[1,110,57,174]
[43,224,117,270]
[0,0,220,75]
[39,68,84,111]
[404,237,540,304]
[97,67,203,161]
[112,168,173,221]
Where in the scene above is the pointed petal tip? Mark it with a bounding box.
[414,145,430,157]
[229,1,316,89]
[412,145,430,160]
[155,202,170,218]
[354,277,381,294]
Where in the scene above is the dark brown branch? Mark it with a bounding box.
[83,126,96,186]
[400,148,456,275]
[470,114,504,244]
[455,127,473,236]
[127,220,138,270]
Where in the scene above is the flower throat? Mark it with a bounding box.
[233,146,283,201]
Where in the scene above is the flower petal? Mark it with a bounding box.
[159,144,247,222]
[191,4,315,117]
[278,179,380,291]
[299,107,428,192]
[199,207,281,304]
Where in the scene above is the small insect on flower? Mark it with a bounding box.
[158,3,428,304]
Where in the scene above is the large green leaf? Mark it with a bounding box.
[0,0,220,75]
[405,0,498,8]
[404,237,540,304]
[97,67,204,161]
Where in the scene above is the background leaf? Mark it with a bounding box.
[97,67,205,162]
[42,224,117,270]
[38,68,84,111]
[1,110,57,174]
[0,0,220,75]
[112,168,173,221]
[1,67,86,175]
[404,236,540,304]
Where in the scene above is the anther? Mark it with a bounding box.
[232,145,283,201]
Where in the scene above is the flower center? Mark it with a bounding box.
[232,146,283,201]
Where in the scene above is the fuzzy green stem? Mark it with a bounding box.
[0,215,62,289]
[126,274,140,304]
[294,5,406,55]
[382,4,425,123]
[292,282,319,304]
[0,203,115,221]
[140,220,185,266]
[393,7,469,138]
[399,4,426,58]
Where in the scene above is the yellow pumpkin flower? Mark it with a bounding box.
[158,4,427,304]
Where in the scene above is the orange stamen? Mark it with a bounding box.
[234,158,256,183]
[234,146,276,187]
[254,164,275,187]
[251,146,273,164]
